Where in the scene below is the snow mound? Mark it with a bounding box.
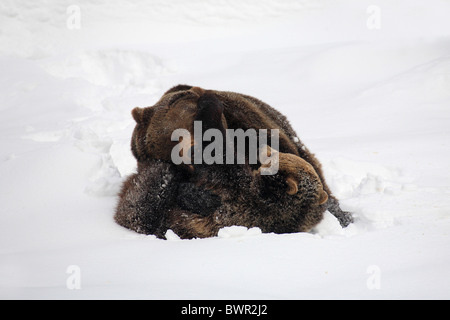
[324,157,404,200]
[218,226,262,239]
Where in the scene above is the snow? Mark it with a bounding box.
[217,226,262,239]
[1,0,450,299]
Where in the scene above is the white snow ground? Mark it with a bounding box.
[1,0,450,299]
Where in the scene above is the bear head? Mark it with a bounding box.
[130,85,228,165]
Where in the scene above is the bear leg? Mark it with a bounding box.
[114,160,180,237]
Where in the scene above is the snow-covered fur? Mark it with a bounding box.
[114,85,353,239]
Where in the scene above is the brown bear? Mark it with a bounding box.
[114,85,353,239]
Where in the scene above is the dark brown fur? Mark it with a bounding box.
[115,85,353,239]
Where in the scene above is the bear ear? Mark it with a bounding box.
[131,107,144,124]
[197,93,224,116]
[196,93,225,132]
[286,177,298,195]
[318,190,328,205]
